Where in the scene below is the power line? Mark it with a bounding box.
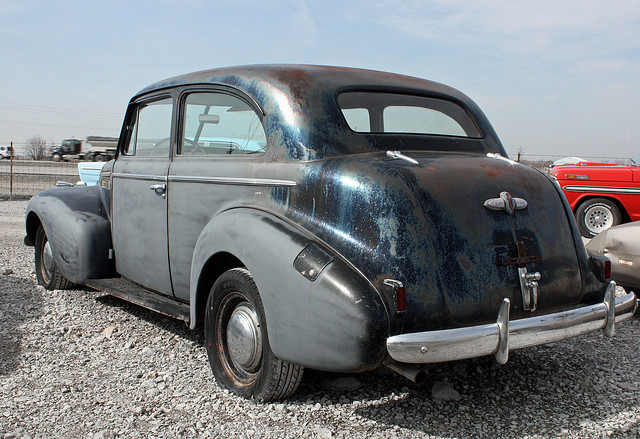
[0,101,122,120]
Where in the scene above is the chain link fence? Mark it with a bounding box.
[0,159,79,199]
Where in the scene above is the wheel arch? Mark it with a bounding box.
[25,210,43,246]
[192,251,244,328]
[189,207,389,372]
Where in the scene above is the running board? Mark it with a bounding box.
[86,278,190,323]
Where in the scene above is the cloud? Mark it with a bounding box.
[362,0,640,60]
[290,0,318,46]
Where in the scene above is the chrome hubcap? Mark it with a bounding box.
[585,205,613,234]
[43,240,54,278]
[226,304,262,372]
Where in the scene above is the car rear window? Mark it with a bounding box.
[337,92,481,138]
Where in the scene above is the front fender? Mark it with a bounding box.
[190,208,389,372]
[25,185,114,284]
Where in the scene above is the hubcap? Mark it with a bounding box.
[42,240,54,280]
[226,304,262,372]
[585,205,613,234]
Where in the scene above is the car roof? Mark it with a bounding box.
[131,65,504,160]
[136,64,472,103]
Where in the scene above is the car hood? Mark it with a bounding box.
[288,151,601,333]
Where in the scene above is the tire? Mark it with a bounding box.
[204,268,303,401]
[94,154,104,162]
[34,225,74,290]
[52,153,62,162]
[575,198,622,238]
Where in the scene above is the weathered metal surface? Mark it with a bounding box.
[269,151,596,334]
[86,277,190,321]
[27,65,616,374]
[187,208,388,371]
[135,65,506,161]
[25,185,114,283]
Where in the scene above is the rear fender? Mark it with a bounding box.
[25,185,114,284]
[190,208,389,372]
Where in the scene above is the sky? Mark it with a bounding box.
[1,0,639,161]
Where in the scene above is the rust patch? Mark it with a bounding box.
[479,164,502,177]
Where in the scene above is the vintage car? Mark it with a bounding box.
[24,65,637,401]
[586,221,640,292]
[551,157,640,237]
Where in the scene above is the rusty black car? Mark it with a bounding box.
[24,65,638,401]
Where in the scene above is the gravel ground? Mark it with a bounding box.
[1,199,639,439]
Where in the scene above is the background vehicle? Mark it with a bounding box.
[50,136,118,162]
[0,145,13,159]
[24,65,637,401]
[551,157,640,237]
[586,221,640,292]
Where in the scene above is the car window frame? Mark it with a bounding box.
[175,86,268,159]
[118,92,176,159]
[335,89,484,140]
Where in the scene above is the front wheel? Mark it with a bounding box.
[34,225,74,290]
[575,198,622,238]
[204,268,303,401]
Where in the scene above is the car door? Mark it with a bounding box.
[167,89,268,300]
[111,96,174,295]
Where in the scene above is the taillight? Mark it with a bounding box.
[395,286,407,311]
[383,279,406,314]
[590,255,611,281]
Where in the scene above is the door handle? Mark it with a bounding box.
[150,183,167,198]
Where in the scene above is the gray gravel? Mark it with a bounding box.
[1,200,639,438]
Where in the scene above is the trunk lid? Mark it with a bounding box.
[386,152,583,326]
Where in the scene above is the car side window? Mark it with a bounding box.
[179,92,267,155]
[123,98,173,157]
[338,92,481,138]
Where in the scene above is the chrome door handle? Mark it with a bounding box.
[150,183,167,198]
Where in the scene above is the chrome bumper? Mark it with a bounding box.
[386,282,637,365]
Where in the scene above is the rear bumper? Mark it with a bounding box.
[386,282,637,364]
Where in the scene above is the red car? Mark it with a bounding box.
[551,157,640,237]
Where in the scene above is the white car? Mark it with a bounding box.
[0,145,13,159]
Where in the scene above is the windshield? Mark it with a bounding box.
[337,92,481,138]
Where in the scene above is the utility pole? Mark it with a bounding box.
[9,141,13,199]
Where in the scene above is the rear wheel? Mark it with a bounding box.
[34,225,74,290]
[204,268,303,401]
[575,198,621,238]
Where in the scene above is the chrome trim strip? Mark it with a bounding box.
[167,175,297,187]
[563,185,640,195]
[386,283,637,364]
[112,172,167,182]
